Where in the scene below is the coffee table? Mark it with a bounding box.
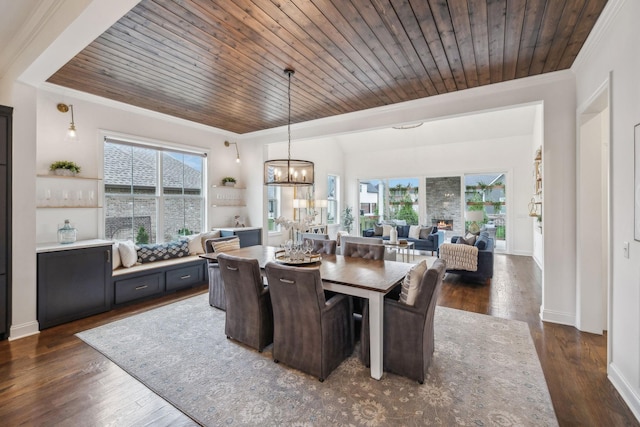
[383,240,415,262]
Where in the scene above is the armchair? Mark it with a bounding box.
[265,262,354,382]
[360,259,446,383]
[217,253,273,352]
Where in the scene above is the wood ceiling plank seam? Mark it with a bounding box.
[540,0,586,73]
[368,0,439,97]
[445,0,480,88]
[408,0,458,92]
[487,0,507,83]
[73,45,264,122]
[190,0,350,119]
[299,0,408,104]
[95,27,288,125]
[352,0,434,99]
[225,0,374,114]
[502,0,527,81]
[47,71,254,133]
[426,0,469,90]
[256,3,391,108]
[121,8,300,122]
[467,0,491,86]
[514,0,547,78]
[146,0,340,121]
[527,0,567,75]
[556,0,607,69]
[389,0,448,94]
[242,0,380,110]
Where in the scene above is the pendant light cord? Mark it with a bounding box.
[287,69,292,161]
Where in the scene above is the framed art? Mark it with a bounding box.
[635,123,640,241]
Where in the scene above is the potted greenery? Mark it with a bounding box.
[222,176,236,187]
[50,160,81,176]
[341,206,354,234]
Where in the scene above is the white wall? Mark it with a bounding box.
[572,0,640,418]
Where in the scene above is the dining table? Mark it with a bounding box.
[200,245,413,380]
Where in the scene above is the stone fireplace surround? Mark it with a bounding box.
[425,176,464,239]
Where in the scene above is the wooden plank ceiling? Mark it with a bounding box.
[47,0,607,134]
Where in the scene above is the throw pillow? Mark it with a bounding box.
[457,235,474,245]
[137,239,189,263]
[212,237,241,253]
[464,233,477,246]
[373,224,383,236]
[475,234,489,250]
[187,233,205,255]
[118,240,138,268]
[400,260,428,306]
[408,225,421,239]
[419,226,434,239]
[112,242,122,270]
[200,230,221,250]
[382,224,392,237]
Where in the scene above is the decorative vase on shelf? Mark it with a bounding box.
[54,168,75,176]
[389,226,398,244]
[57,219,77,244]
[224,182,235,187]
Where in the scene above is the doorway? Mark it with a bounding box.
[576,80,610,335]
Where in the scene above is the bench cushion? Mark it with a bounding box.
[137,239,189,263]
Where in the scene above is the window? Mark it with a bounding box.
[327,174,339,224]
[267,185,281,232]
[358,178,419,233]
[104,139,205,243]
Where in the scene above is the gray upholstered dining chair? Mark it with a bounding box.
[360,259,446,383]
[216,253,273,352]
[204,236,240,310]
[342,241,386,260]
[264,261,354,382]
[301,232,329,241]
[306,238,337,255]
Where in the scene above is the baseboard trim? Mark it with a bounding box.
[9,321,40,340]
[539,307,575,326]
[609,362,640,422]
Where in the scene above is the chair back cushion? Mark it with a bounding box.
[309,239,337,255]
[342,242,386,260]
[217,253,273,351]
[400,259,429,306]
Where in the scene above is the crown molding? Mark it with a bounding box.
[572,0,626,71]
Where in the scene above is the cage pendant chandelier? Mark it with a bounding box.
[264,68,314,186]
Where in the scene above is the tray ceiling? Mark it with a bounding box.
[47,0,607,134]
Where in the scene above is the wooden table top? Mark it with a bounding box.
[200,245,412,293]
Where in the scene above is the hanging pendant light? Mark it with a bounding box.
[264,69,314,186]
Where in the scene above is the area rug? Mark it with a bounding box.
[77,294,557,426]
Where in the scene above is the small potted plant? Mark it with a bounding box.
[222,176,236,187]
[50,160,81,176]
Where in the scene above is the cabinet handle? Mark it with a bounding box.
[106,250,111,263]
[180,275,191,279]
[135,285,148,290]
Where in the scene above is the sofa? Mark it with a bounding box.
[363,224,444,254]
[440,231,494,283]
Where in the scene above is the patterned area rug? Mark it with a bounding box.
[77,294,557,426]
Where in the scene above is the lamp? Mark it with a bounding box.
[465,210,484,234]
[57,103,78,142]
[315,199,328,224]
[224,140,240,163]
[293,198,308,220]
[264,68,314,186]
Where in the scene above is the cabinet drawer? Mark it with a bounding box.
[166,264,202,291]
[114,273,163,304]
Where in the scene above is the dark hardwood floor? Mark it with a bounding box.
[0,254,637,426]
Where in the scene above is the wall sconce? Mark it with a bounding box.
[224,140,240,163]
[57,103,78,142]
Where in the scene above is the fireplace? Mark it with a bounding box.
[432,219,453,231]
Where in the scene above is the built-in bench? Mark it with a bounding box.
[112,255,207,305]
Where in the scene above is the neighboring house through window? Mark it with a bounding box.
[104,138,206,243]
[267,185,281,232]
